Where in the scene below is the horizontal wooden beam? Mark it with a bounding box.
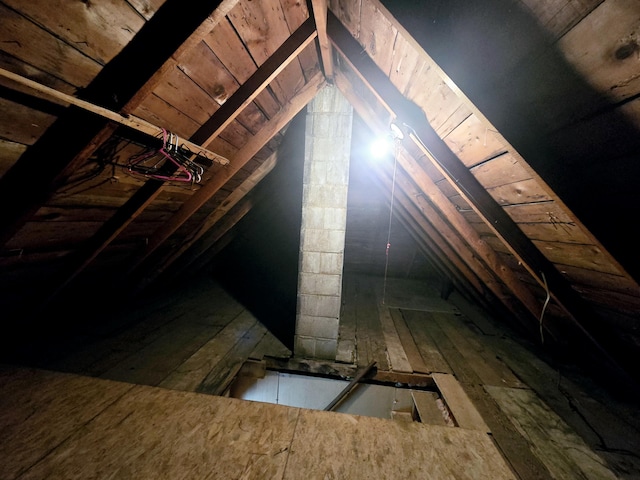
[0,0,229,249]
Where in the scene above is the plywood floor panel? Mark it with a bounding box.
[1,365,517,480]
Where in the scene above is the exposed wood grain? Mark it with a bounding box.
[559,0,640,102]
[431,312,525,388]
[401,310,453,374]
[359,0,398,76]
[411,390,447,426]
[310,0,334,79]
[355,275,390,370]
[0,97,56,146]
[127,0,167,20]
[100,323,223,387]
[486,178,553,205]
[531,239,625,275]
[198,320,268,395]
[203,18,281,118]
[432,372,491,432]
[281,0,320,80]
[486,385,619,480]
[2,0,145,65]
[125,72,325,277]
[158,309,258,391]
[228,0,305,104]
[336,273,357,364]
[0,138,26,178]
[376,301,413,372]
[471,152,533,189]
[0,3,102,87]
[150,152,278,280]
[16,376,299,480]
[390,307,430,373]
[444,114,508,167]
[249,330,292,361]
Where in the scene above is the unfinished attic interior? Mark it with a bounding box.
[1,0,640,477]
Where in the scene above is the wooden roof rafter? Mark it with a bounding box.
[123,23,321,285]
[326,9,634,383]
[38,13,318,307]
[0,0,237,249]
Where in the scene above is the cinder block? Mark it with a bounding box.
[323,207,347,230]
[297,315,339,339]
[300,251,321,273]
[320,252,344,274]
[294,335,316,357]
[299,294,341,318]
[315,338,338,360]
[302,206,325,229]
[299,272,342,296]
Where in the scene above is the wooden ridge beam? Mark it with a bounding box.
[309,0,334,80]
[327,11,635,384]
[0,0,232,249]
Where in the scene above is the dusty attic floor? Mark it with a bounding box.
[1,273,639,479]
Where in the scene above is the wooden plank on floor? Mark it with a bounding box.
[197,321,268,395]
[431,312,525,388]
[99,323,224,387]
[485,334,640,478]
[283,408,516,479]
[355,275,389,370]
[411,390,447,426]
[158,309,257,392]
[249,330,292,361]
[485,385,618,480]
[390,308,430,373]
[432,373,490,432]
[408,313,554,479]
[401,309,453,374]
[376,302,413,373]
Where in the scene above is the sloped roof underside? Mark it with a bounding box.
[0,0,639,390]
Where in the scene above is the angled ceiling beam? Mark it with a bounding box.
[309,0,334,81]
[335,67,542,323]
[0,0,234,249]
[43,18,317,304]
[190,17,317,146]
[126,71,326,281]
[139,150,279,290]
[327,11,633,382]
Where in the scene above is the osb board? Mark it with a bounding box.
[0,366,134,480]
[284,408,515,479]
[2,365,517,480]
